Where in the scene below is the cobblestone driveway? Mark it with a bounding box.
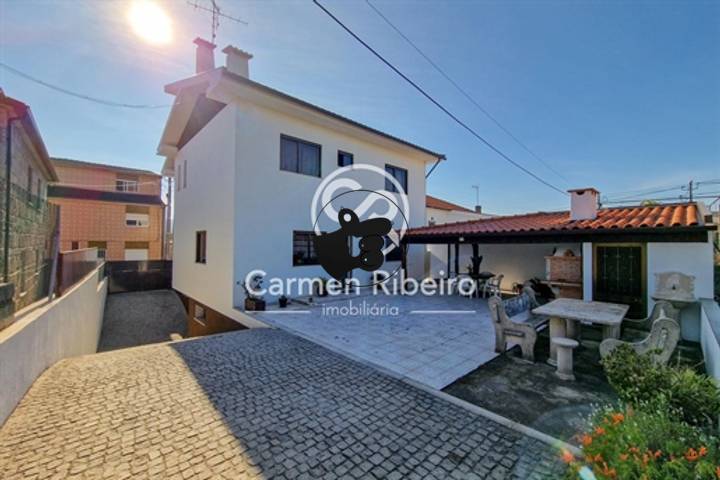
[0,329,563,479]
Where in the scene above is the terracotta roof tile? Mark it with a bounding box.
[426,195,475,213]
[406,202,703,237]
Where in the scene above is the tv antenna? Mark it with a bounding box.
[472,185,480,206]
[187,0,247,44]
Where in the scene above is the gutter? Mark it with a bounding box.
[402,225,716,245]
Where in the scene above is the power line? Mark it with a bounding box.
[364,0,569,185]
[312,0,568,196]
[602,193,720,204]
[0,62,171,109]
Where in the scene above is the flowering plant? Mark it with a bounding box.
[561,403,720,479]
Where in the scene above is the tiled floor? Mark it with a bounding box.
[250,293,509,389]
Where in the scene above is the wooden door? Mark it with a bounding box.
[594,244,646,319]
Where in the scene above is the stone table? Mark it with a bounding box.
[533,298,629,365]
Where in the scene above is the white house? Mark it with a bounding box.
[157,39,444,334]
[408,188,717,340]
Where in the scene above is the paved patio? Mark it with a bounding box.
[0,329,564,479]
[249,293,505,389]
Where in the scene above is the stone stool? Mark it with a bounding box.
[551,337,579,381]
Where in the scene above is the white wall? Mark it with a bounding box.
[426,207,484,226]
[647,237,715,341]
[232,99,429,302]
[0,266,107,426]
[172,105,249,324]
[427,242,580,290]
[700,299,720,384]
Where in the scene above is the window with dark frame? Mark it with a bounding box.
[26,167,33,203]
[280,135,321,177]
[71,241,79,251]
[385,164,408,193]
[88,241,107,259]
[337,150,353,167]
[293,231,320,266]
[195,231,207,264]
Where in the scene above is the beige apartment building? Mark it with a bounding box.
[48,158,165,261]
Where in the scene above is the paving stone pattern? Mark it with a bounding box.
[0,329,564,479]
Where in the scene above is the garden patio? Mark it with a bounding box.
[247,291,707,445]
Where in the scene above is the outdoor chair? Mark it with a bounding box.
[599,312,681,365]
[489,286,548,362]
[621,300,678,339]
[482,274,504,298]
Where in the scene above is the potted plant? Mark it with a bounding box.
[243,274,266,311]
[278,295,289,308]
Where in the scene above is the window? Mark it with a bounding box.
[337,150,354,167]
[125,205,150,227]
[27,167,33,203]
[71,241,79,250]
[195,231,207,264]
[193,304,206,324]
[116,176,139,192]
[293,231,320,266]
[126,214,149,227]
[36,178,42,208]
[88,241,107,259]
[280,135,321,177]
[183,160,188,189]
[385,164,408,193]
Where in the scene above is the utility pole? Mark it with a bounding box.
[688,180,694,202]
[472,185,479,206]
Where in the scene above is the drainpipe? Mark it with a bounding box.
[3,118,12,282]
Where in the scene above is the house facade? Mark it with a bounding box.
[48,158,164,261]
[407,188,716,339]
[0,91,60,327]
[158,39,444,334]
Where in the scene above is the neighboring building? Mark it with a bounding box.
[157,38,444,334]
[407,188,717,334]
[425,194,494,278]
[426,194,490,226]
[0,90,60,327]
[48,158,164,261]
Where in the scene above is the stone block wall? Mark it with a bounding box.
[0,121,59,329]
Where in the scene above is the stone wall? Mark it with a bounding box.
[0,120,59,330]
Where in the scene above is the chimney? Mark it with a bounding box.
[474,205,482,214]
[568,188,600,221]
[193,37,216,74]
[222,45,253,78]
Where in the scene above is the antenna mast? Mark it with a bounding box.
[187,0,247,44]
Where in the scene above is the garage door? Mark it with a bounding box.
[124,249,149,261]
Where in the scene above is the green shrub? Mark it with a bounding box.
[561,403,720,480]
[602,344,720,427]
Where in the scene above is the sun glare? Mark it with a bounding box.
[128,1,173,45]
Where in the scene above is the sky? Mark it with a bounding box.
[1,0,718,214]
